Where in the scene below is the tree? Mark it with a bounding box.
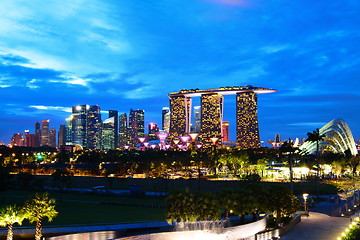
[256,158,268,178]
[23,192,58,240]
[306,128,325,198]
[267,186,300,222]
[0,205,26,240]
[279,139,297,194]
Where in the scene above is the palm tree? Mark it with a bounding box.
[23,192,58,240]
[279,139,297,194]
[306,128,325,198]
[0,205,26,240]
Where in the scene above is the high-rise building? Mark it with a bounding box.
[87,105,101,149]
[58,125,66,148]
[163,111,170,133]
[193,106,201,133]
[222,121,229,143]
[275,134,281,143]
[129,109,145,147]
[200,94,223,148]
[40,120,50,146]
[236,92,260,148]
[49,127,56,148]
[102,117,115,150]
[169,95,192,142]
[65,116,73,145]
[35,122,41,147]
[119,113,129,147]
[148,123,159,141]
[162,107,170,130]
[25,133,37,148]
[11,133,24,147]
[72,105,88,147]
[109,110,119,149]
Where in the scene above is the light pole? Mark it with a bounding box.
[303,193,309,216]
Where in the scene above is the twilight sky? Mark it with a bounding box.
[1,0,360,145]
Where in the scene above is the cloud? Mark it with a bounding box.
[29,105,72,113]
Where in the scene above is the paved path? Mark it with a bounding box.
[281,212,350,240]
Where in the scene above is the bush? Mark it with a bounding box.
[342,226,360,240]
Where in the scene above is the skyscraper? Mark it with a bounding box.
[169,95,192,142]
[236,92,260,148]
[25,133,37,148]
[72,105,88,147]
[109,110,119,149]
[49,127,56,148]
[35,122,41,147]
[148,123,159,141]
[119,113,129,147]
[11,133,24,147]
[129,109,145,147]
[40,120,50,146]
[65,116,73,146]
[193,106,201,133]
[58,125,66,148]
[87,105,101,149]
[163,111,170,133]
[200,94,223,148]
[222,121,229,143]
[162,107,170,130]
[102,117,115,150]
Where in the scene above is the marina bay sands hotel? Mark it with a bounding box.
[168,85,276,148]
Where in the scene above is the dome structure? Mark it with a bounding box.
[300,119,358,156]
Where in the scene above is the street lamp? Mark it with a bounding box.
[303,193,309,215]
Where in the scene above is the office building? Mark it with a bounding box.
[58,125,66,148]
[109,110,119,149]
[169,95,192,142]
[102,117,115,150]
[25,133,37,148]
[162,107,170,130]
[40,120,50,146]
[35,122,41,147]
[119,113,129,147]
[65,116,73,145]
[193,106,201,133]
[222,121,229,143]
[129,109,145,147]
[72,105,88,147]
[49,127,56,148]
[11,133,24,147]
[87,105,102,149]
[148,123,159,141]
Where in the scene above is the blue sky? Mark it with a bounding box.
[0,0,360,145]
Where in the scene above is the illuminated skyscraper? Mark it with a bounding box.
[119,113,129,147]
[193,106,201,133]
[109,110,119,149]
[11,133,24,147]
[148,123,159,141]
[58,125,66,148]
[162,107,170,130]
[222,121,229,142]
[72,105,89,147]
[169,95,192,141]
[200,94,223,148]
[236,92,260,148]
[35,122,41,147]
[102,117,115,150]
[129,109,145,147]
[65,116,73,145]
[87,105,101,149]
[40,120,50,146]
[163,111,170,133]
[49,127,56,148]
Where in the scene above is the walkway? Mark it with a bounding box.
[281,212,349,240]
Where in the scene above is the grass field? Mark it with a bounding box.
[0,190,166,227]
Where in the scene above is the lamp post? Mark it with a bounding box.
[303,193,309,215]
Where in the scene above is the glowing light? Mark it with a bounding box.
[173,139,180,145]
[144,142,150,147]
[150,145,156,149]
[303,193,309,200]
[177,144,183,149]
[196,144,202,149]
[165,145,171,149]
[189,133,199,142]
[124,145,130,149]
[210,137,220,145]
[156,132,169,141]
[180,135,190,143]
[186,142,191,147]
[138,137,146,143]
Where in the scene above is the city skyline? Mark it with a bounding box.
[0,1,359,144]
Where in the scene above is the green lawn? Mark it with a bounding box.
[0,190,166,226]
